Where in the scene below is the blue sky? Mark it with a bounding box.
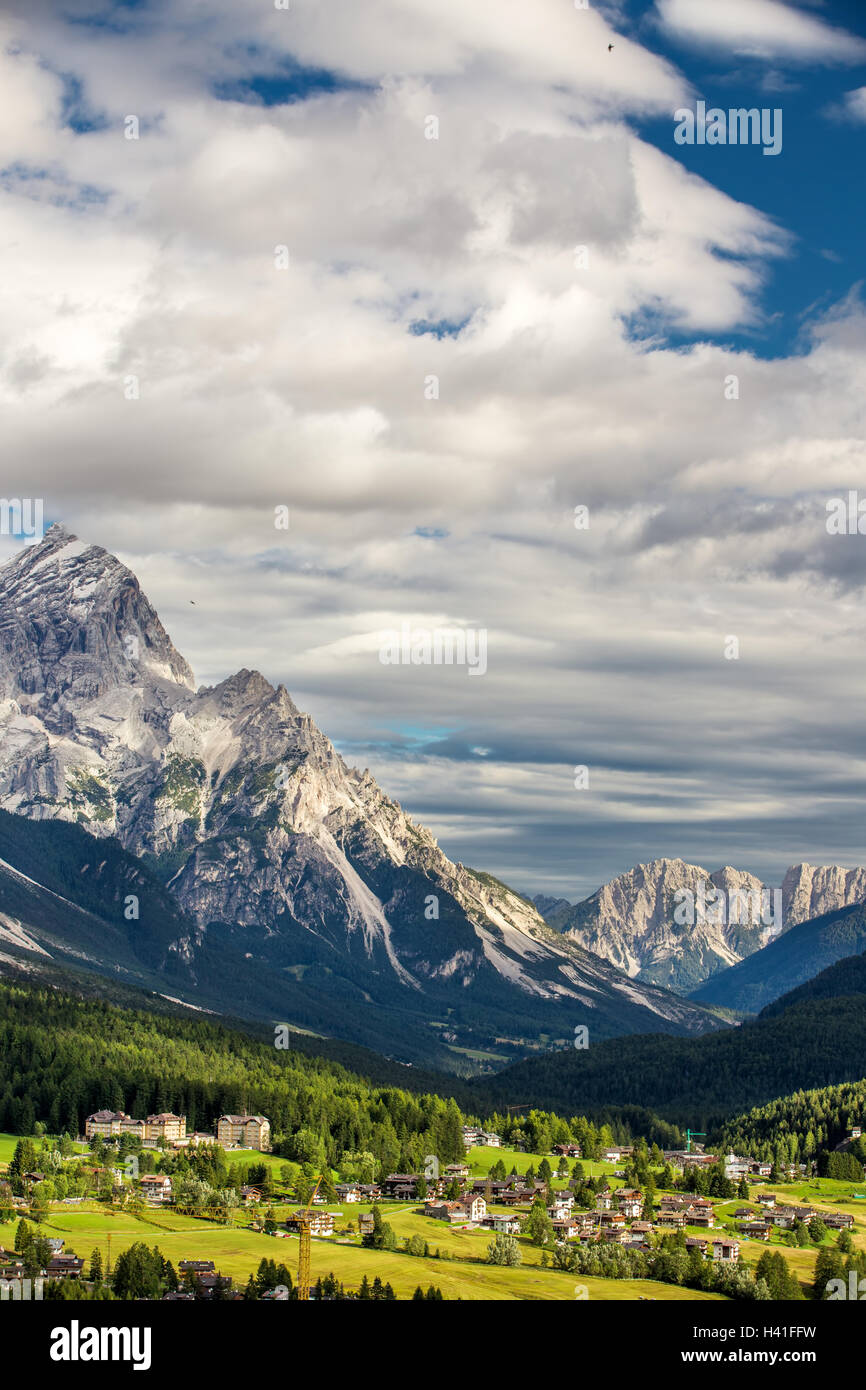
[629,0,866,358]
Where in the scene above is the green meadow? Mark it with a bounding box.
[3,1135,862,1300]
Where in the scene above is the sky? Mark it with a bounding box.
[1,0,865,901]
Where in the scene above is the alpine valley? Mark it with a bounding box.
[0,525,717,1071]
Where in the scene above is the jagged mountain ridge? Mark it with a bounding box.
[541,858,866,994]
[0,526,716,1064]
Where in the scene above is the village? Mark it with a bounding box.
[1,1114,863,1300]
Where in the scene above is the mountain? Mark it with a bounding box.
[691,902,866,1014]
[532,893,573,920]
[474,993,866,1128]
[759,945,866,1020]
[544,857,866,994]
[0,526,717,1067]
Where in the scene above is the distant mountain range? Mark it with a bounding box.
[536,858,866,994]
[0,527,717,1069]
[690,902,866,1013]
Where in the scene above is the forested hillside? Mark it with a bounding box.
[759,951,866,1018]
[0,982,679,1162]
[474,996,866,1128]
[716,1079,866,1169]
[0,982,467,1170]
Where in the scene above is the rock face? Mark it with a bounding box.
[543,857,866,995]
[0,527,717,1063]
[780,864,866,929]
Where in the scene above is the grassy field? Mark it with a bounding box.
[3,1134,863,1300]
[19,1203,724,1301]
[464,1145,617,1184]
[0,1132,87,1167]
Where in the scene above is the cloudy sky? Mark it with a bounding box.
[2,0,866,900]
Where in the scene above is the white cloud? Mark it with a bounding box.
[831,86,866,122]
[0,1,863,894]
[655,0,866,64]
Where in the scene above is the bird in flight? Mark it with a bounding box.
[608,43,614,52]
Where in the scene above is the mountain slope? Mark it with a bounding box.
[544,858,866,994]
[691,902,866,1014]
[759,946,866,1020]
[0,527,717,1065]
[474,994,866,1127]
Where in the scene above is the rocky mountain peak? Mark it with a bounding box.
[0,524,194,700]
[0,529,718,1056]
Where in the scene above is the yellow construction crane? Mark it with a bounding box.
[296,1174,323,1302]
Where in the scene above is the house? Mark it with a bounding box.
[459,1194,488,1224]
[216,1115,270,1151]
[601,1149,622,1163]
[756,1193,777,1209]
[601,1226,630,1245]
[656,1209,686,1229]
[286,1210,335,1237]
[723,1152,751,1181]
[595,1192,614,1212]
[686,1237,709,1257]
[470,1179,514,1199]
[824,1211,855,1230]
[461,1126,501,1148]
[335,1184,362,1203]
[444,1163,470,1180]
[139,1174,172,1204]
[552,1144,582,1159]
[382,1174,425,1200]
[850,1125,863,1141]
[145,1113,186,1144]
[739,1221,771,1241]
[484,1212,521,1234]
[357,1184,382,1202]
[425,1195,487,1225]
[478,1132,501,1148]
[85,1110,132,1140]
[552,1217,581,1240]
[179,1261,215,1275]
[47,1254,84,1280]
[549,1194,575,1219]
[357,1213,375,1236]
[617,1189,643,1219]
[712,1239,739,1263]
[599,1211,626,1230]
[685,1201,716,1230]
[192,1273,233,1300]
[239,1186,262,1205]
[770,1208,798,1229]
